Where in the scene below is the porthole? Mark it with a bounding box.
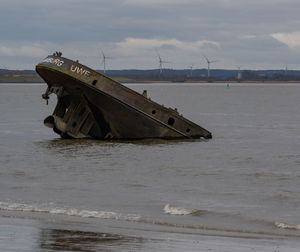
[186,128,191,133]
[92,80,98,86]
[152,110,156,115]
[167,117,175,126]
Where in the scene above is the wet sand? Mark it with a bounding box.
[1,214,300,252]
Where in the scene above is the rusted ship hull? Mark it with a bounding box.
[36,55,212,140]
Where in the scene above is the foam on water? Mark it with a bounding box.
[0,202,141,221]
[2,201,300,240]
[274,222,300,230]
[164,204,194,215]
[163,204,207,216]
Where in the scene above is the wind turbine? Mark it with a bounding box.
[100,49,112,74]
[188,64,195,77]
[237,66,242,80]
[285,65,288,75]
[203,55,217,78]
[156,50,170,74]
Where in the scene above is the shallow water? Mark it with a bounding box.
[0,83,300,251]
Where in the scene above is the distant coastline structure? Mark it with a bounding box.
[285,65,288,75]
[188,64,194,77]
[100,48,112,74]
[156,50,170,74]
[203,55,218,78]
[237,66,242,81]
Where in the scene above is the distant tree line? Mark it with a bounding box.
[1,68,300,83]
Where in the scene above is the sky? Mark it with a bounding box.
[1,0,300,70]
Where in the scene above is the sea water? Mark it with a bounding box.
[0,83,300,251]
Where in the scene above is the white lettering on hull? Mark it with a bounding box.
[70,65,91,77]
[43,57,64,67]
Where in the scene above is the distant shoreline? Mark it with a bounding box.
[1,78,300,84]
[1,73,300,84]
[2,67,300,84]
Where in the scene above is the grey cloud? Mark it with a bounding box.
[159,44,177,50]
[1,0,300,69]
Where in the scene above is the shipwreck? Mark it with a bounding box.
[36,53,212,140]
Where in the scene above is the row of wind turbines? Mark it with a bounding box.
[100,48,221,77]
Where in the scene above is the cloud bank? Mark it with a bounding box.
[1,0,300,69]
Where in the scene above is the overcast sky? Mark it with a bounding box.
[1,0,300,70]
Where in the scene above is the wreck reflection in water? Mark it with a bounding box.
[39,228,144,252]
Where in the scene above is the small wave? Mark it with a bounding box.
[0,202,140,221]
[273,194,291,200]
[274,222,300,230]
[164,204,207,216]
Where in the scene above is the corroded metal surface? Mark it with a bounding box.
[36,54,212,140]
